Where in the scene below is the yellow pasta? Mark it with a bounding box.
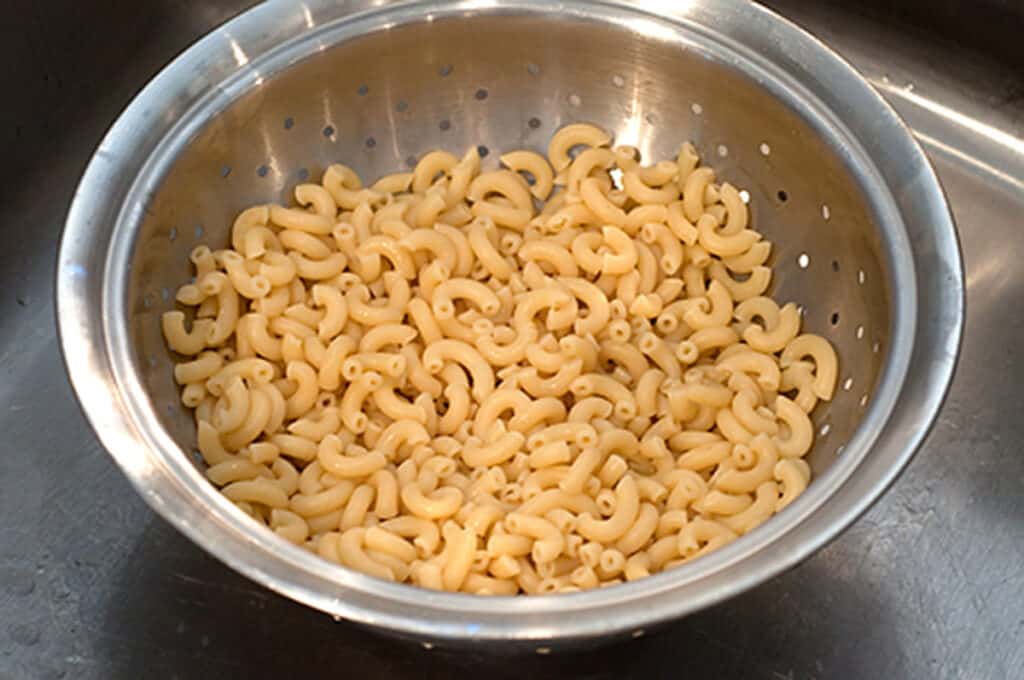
[163,123,839,594]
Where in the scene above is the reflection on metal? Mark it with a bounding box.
[873,79,1024,159]
[227,37,249,67]
[913,131,1024,195]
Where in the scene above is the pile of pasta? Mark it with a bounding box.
[163,123,838,595]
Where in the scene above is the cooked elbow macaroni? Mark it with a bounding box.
[163,123,838,594]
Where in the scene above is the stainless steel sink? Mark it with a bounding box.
[2,0,1021,677]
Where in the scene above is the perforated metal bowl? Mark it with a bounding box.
[57,0,963,645]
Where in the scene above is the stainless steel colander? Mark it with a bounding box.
[57,0,963,645]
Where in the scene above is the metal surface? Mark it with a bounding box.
[56,0,961,643]
[0,0,1017,677]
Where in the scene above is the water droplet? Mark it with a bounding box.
[1,567,35,596]
[10,624,41,646]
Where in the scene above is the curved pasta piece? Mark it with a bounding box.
[780,334,839,400]
[431,278,501,319]
[499,150,555,201]
[577,475,640,543]
[548,123,612,172]
[422,339,495,402]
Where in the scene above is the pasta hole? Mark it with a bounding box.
[439,119,451,131]
[219,165,231,178]
[365,136,377,149]
[830,311,840,326]
[609,167,624,190]
[528,116,542,130]
[194,224,204,239]
[439,64,453,77]
[475,88,489,101]
[297,168,310,181]
[777,189,788,203]
[357,84,369,96]
[283,117,294,130]
[168,227,177,241]
[406,155,418,169]
[256,165,269,177]
[831,260,839,273]
[477,145,489,158]
[396,100,409,113]
[323,125,335,138]
[526,62,541,76]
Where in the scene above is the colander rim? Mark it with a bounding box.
[56,0,963,643]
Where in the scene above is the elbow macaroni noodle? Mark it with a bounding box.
[163,123,839,595]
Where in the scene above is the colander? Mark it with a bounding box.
[56,0,963,645]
